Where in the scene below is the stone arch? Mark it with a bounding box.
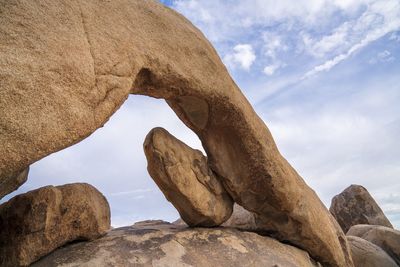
[0,0,353,266]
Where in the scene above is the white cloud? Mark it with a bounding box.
[389,32,400,42]
[262,32,288,59]
[224,44,256,70]
[263,64,280,76]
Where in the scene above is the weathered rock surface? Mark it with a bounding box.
[222,203,258,230]
[347,224,400,265]
[0,167,29,200]
[33,220,320,267]
[330,185,393,233]
[0,0,352,265]
[0,183,110,267]
[144,127,233,226]
[347,236,397,267]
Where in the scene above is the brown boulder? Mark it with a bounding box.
[330,184,393,233]
[0,0,352,265]
[144,127,233,226]
[0,183,110,267]
[32,220,320,267]
[347,224,400,265]
[0,167,29,200]
[347,236,397,267]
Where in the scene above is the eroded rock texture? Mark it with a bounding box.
[347,224,400,265]
[330,185,393,233]
[0,167,29,200]
[144,127,233,226]
[0,0,352,265]
[0,183,110,267]
[32,220,320,267]
[347,236,397,267]
[222,203,258,231]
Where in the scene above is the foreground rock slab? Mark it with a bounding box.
[33,220,320,267]
[0,0,352,265]
[0,183,110,267]
[144,127,233,226]
[347,224,400,265]
[330,185,393,233]
[347,236,397,267]
[0,167,29,200]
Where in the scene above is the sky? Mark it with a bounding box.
[2,0,400,228]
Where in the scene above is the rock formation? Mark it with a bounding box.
[143,127,233,226]
[32,220,321,267]
[330,185,393,232]
[347,236,397,267]
[0,183,110,267]
[0,0,352,265]
[347,224,400,265]
[0,167,29,200]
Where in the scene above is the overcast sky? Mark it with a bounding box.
[3,0,400,228]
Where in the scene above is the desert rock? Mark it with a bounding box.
[0,0,352,265]
[347,224,400,265]
[32,220,320,267]
[222,203,258,230]
[144,127,233,226]
[0,167,29,200]
[330,185,393,233]
[0,183,110,267]
[347,235,397,267]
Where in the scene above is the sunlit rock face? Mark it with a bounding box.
[0,183,110,267]
[144,127,233,227]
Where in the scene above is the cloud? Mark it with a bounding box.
[263,64,280,76]
[224,44,256,70]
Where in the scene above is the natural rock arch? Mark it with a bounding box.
[0,0,353,266]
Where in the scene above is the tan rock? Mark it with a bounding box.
[32,220,320,267]
[0,167,29,200]
[0,183,110,267]
[222,203,258,231]
[347,224,400,265]
[347,236,397,267]
[330,185,393,233]
[0,0,352,265]
[144,127,233,227]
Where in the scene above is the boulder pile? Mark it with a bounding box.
[0,0,397,266]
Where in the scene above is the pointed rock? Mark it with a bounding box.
[144,127,233,226]
[330,185,393,233]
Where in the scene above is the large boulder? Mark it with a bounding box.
[0,167,29,200]
[330,185,393,233]
[347,224,400,265]
[0,183,110,267]
[347,236,397,267]
[143,127,233,226]
[0,0,352,265]
[32,220,320,267]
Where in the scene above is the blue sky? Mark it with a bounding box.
[3,0,400,228]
